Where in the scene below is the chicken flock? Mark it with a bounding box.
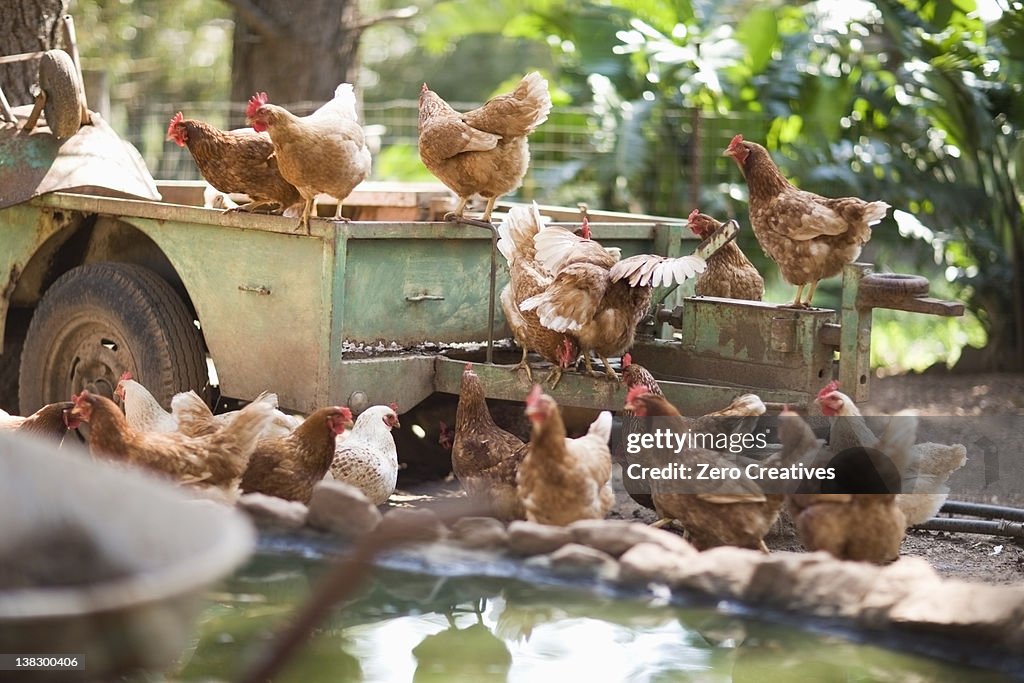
[5,70,959,568]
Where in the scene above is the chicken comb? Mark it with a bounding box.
[246,91,268,118]
[526,384,544,407]
[340,406,354,419]
[817,380,841,400]
[580,215,591,240]
[622,353,632,368]
[464,362,473,372]
[119,371,133,382]
[167,111,183,138]
[420,83,429,93]
[626,384,650,404]
[388,402,399,412]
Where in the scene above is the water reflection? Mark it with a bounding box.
[173,552,1011,683]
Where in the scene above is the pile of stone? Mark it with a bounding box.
[238,481,1024,656]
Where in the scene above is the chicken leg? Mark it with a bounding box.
[297,197,314,235]
[481,197,498,223]
[803,280,820,307]
[512,347,534,382]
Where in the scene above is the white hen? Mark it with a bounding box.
[329,403,401,505]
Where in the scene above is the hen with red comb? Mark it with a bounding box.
[245,83,371,234]
[166,107,300,214]
[723,134,889,308]
[329,403,401,504]
[686,209,763,301]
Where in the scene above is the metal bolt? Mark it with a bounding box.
[348,391,369,413]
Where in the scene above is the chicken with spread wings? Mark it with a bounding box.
[519,216,706,379]
[516,385,614,525]
[497,203,579,386]
[724,134,889,308]
[418,72,552,223]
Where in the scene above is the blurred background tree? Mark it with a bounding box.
[62,0,1024,372]
[0,0,71,103]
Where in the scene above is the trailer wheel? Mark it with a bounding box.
[38,49,83,139]
[19,263,208,416]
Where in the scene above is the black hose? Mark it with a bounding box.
[938,500,1024,523]
[913,517,1024,539]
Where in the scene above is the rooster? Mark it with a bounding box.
[451,364,527,521]
[723,134,890,308]
[69,390,274,494]
[520,217,706,379]
[497,203,579,386]
[166,112,301,213]
[624,386,780,551]
[687,210,764,301]
[239,406,354,503]
[246,84,372,234]
[329,403,401,505]
[814,381,967,526]
[418,72,552,223]
[515,385,614,525]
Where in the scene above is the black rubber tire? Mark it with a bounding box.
[19,263,208,415]
[0,312,29,413]
[858,273,930,298]
[38,49,83,139]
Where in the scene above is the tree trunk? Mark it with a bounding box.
[0,0,68,105]
[225,0,361,126]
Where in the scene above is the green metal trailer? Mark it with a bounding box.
[0,180,963,431]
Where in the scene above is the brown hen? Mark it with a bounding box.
[0,402,79,442]
[166,112,301,213]
[723,134,889,307]
[624,387,780,551]
[516,385,614,525]
[246,84,372,234]
[69,390,273,495]
[687,210,764,301]
[451,364,527,521]
[418,73,552,222]
[240,406,353,503]
[497,203,579,386]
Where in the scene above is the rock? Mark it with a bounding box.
[857,557,942,628]
[237,493,308,530]
[507,521,572,556]
[672,546,762,598]
[306,480,382,537]
[748,552,880,618]
[450,517,508,550]
[547,543,620,581]
[382,507,447,543]
[888,580,1024,641]
[619,542,692,585]
[569,519,696,557]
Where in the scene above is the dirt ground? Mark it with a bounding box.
[610,370,1024,586]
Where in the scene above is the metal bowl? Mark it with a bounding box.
[0,432,254,682]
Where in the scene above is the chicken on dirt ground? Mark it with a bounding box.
[166,112,301,214]
[723,134,889,308]
[624,386,780,551]
[240,406,353,504]
[330,403,401,505]
[519,213,707,380]
[814,381,968,527]
[515,385,614,526]
[69,390,274,497]
[687,209,764,301]
[246,84,372,234]
[451,364,527,521]
[418,72,552,223]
